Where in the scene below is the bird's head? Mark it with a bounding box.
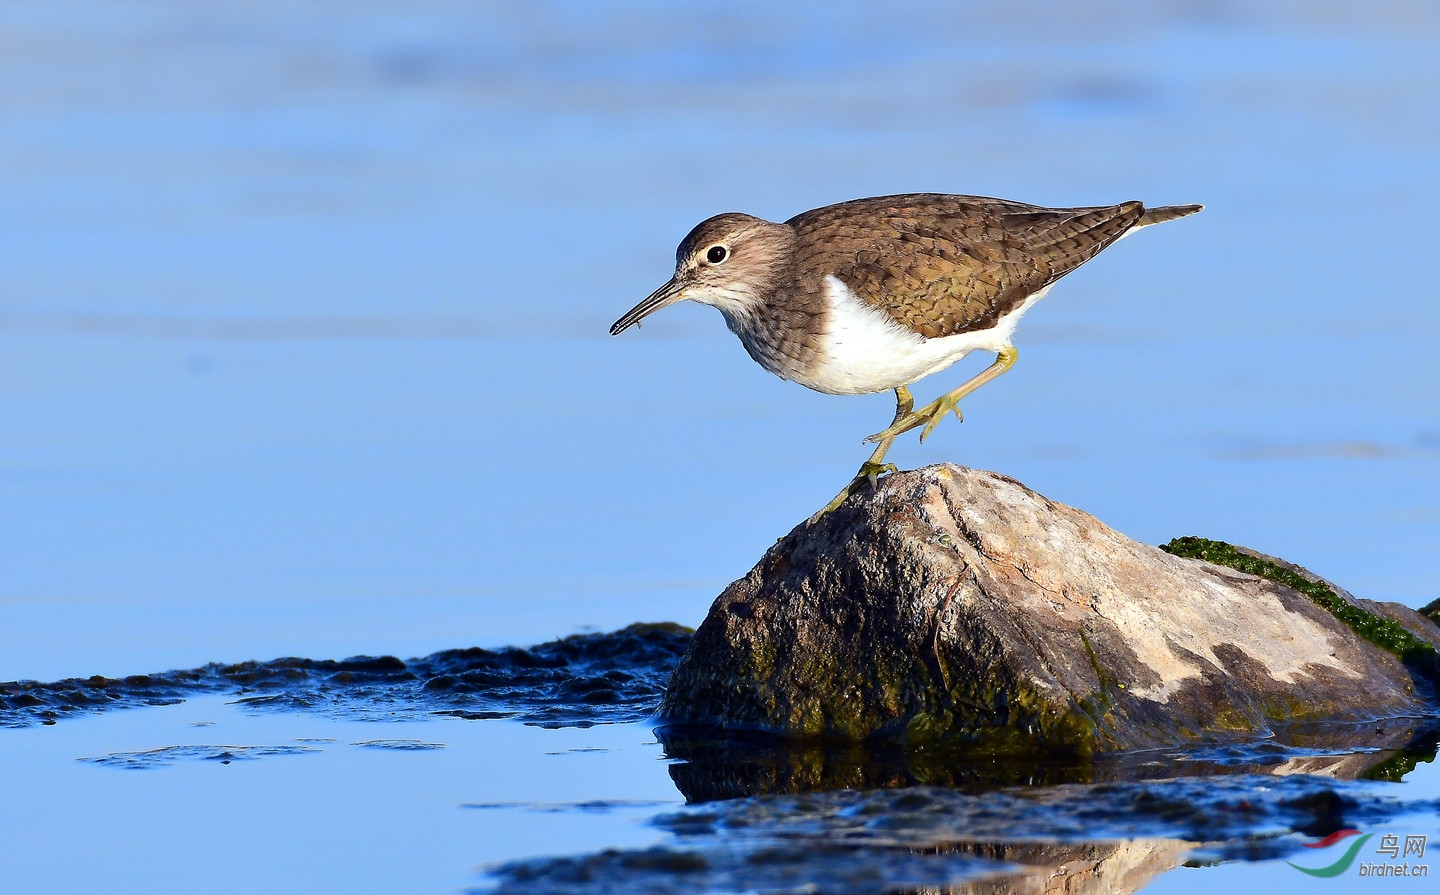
[610,212,795,335]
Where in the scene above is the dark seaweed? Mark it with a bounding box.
[0,622,692,729]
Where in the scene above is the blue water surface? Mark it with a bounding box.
[1,2,1438,892]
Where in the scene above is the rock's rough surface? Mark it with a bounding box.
[659,465,1440,753]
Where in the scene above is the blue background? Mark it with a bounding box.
[3,0,1437,681]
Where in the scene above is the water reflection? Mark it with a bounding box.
[475,709,1439,893]
[480,770,1438,894]
[942,839,1191,895]
[657,718,1440,802]
[483,839,1199,895]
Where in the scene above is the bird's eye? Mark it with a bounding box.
[705,245,728,264]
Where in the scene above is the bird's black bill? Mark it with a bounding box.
[610,279,685,335]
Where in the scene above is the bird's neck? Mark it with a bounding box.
[716,272,821,383]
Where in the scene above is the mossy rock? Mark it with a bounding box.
[660,466,1440,754]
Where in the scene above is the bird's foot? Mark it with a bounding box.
[856,459,899,488]
[865,395,962,444]
[810,461,899,522]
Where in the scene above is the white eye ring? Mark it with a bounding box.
[705,245,728,264]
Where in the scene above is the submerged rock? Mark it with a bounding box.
[659,465,1440,753]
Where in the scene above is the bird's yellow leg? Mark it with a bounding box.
[866,346,1018,444]
[814,386,913,518]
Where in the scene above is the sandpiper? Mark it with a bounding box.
[610,193,1201,513]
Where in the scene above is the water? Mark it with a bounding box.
[3,635,1438,893]
[2,1,1439,892]
[1,693,681,893]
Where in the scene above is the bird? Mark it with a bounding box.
[610,193,1202,515]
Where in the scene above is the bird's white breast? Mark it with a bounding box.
[795,275,1051,396]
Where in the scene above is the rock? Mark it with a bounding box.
[658,465,1440,754]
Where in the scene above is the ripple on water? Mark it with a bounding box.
[80,743,320,769]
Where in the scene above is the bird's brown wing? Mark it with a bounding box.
[788,194,1144,339]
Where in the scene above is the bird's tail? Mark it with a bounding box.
[1138,204,1203,226]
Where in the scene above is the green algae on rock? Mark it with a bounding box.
[1423,597,1440,627]
[658,465,1440,754]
